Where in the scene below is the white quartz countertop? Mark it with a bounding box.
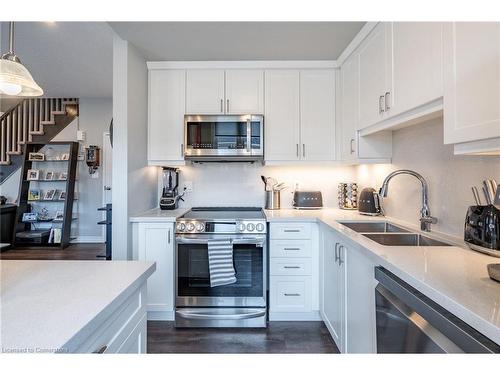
[265,208,500,345]
[0,260,155,353]
[130,207,189,222]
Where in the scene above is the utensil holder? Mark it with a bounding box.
[265,191,281,210]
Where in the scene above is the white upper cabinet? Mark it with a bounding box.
[225,69,264,114]
[443,22,500,144]
[148,69,186,164]
[358,23,392,130]
[186,69,225,114]
[391,22,443,117]
[340,55,359,162]
[264,70,301,161]
[300,70,336,161]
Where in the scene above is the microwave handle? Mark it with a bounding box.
[246,119,251,152]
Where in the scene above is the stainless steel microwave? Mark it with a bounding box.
[183,115,264,162]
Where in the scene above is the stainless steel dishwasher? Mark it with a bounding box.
[375,267,500,353]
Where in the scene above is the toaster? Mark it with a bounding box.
[358,188,382,216]
[293,191,323,210]
[464,205,500,257]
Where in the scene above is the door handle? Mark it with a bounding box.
[92,345,107,354]
[302,144,306,158]
[350,138,355,154]
[385,91,391,111]
[334,242,339,263]
[379,95,385,114]
[284,266,301,269]
[296,144,299,158]
[284,293,301,297]
[226,99,230,113]
[181,143,184,156]
[283,247,300,251]
[220,99,223,113]
[338,245,344,266]
[104,186,111,191]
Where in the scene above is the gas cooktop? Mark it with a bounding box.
[176,207,266,234]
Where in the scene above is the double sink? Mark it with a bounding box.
[340,221,451,247]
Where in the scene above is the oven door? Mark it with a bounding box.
[184,115,264,160]
[176,235,267,307]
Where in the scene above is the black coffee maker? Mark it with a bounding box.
[160,167,184,210]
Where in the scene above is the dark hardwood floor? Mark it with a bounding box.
[147,321,339,354]
[0,243,106,260]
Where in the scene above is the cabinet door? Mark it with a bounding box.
[264,70,301,161]
[186,69,225,114]
[300,70,336,161]
[340,55,359,161]
[225,69,264,114]
[322,230,345,351]
[138,223,174,313]
[391,22,443,116]
[358,23,391,130]
[345,245,377,353]
[443,22,500,144]
[148,70,186,163]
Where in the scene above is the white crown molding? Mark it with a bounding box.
[336,22,379,66]
[147,60,338,70]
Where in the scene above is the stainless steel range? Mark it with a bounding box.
[175,207,267,328]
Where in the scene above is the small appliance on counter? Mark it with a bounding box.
[160,167,185,210]
[293,191,323,210]
[261,176,286,210]
[358,187,382,216]
[338,182,358,210]
[465,179,499,257]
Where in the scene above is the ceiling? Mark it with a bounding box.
[109,22,365,61]
[0,22,113,98]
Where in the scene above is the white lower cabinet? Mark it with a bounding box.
[269,222,319,320]
[320,225,378,353]
[137,222,175,320]
[344,241,377,353]
[74,284,147,353]
[320,226,346,352]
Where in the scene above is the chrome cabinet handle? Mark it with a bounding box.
[92,345,107,354]
[334,242,339,263]
[284,293,300,297]
[296,144,299,157]
[226,99,230,113]
[284,266,301,269]
[379,95,385,113]
[168,230,171,244]
[338,245,344,266]
[302,144,306,158]
[384,91,391,111]
[350,139,355,154]
[104,186,111,191]
[284,229,300,233]
[220,99,223,113]
[181,143,184,156]
[283,247,300,251]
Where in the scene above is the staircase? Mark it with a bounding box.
[0,98,79,183]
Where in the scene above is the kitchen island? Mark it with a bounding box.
[1,260,155,353]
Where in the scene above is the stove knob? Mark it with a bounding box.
[195,223,205,232]
[186,222,195,232]
[237,223,246,232]
[247,223,255,232]
[176,223,186,232]
[256,223,265,232]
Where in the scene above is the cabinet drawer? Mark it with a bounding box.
[270,276,312,312]
[75,285,146,353]
[270,239,312,258]
[270,258,312,276]
[270,223,312,239]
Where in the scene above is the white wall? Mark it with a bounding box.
[112,34,157,260]
[158,163,356,209]
[356,118,500,238]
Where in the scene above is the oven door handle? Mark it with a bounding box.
[176,309,266,321]
[176,237,265,247]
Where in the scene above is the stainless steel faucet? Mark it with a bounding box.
[379,169,437,232]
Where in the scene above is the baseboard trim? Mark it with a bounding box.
[147,311,174,321]
[269,310,322,321]
[71,236,105,243]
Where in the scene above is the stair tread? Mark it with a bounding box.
[6,151,22,155]
[40,120,55,125]
[30,131,44,135]
[0,161,12,166]
[51,111,66,115]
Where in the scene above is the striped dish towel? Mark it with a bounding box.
[207,238,237,287]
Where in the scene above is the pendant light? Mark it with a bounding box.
[0,22,43,96]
